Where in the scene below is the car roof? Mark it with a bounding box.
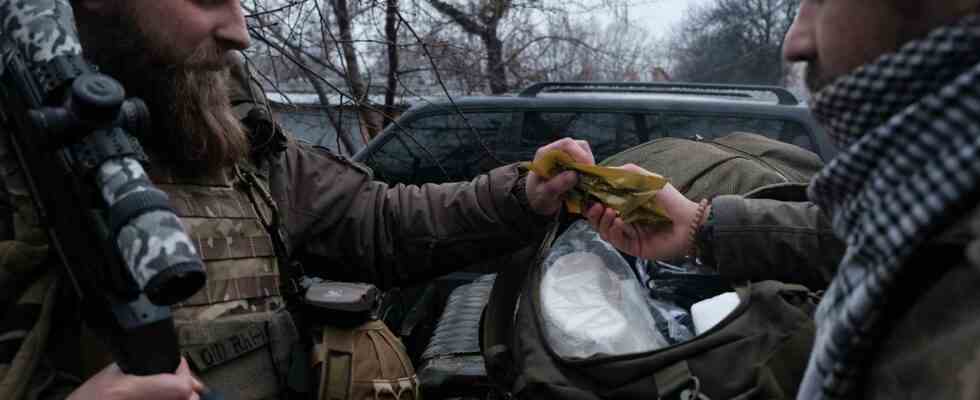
[399,93,813,120]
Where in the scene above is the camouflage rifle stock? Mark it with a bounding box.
[0,0,213,384]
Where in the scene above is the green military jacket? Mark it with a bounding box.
[706,193,843,290]
[705,192,980,399]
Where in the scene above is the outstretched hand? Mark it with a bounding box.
[584,164,704,260]
[525,138,596,216]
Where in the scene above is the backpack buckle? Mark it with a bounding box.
[679,377,711,400]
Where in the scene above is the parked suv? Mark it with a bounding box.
[352,82,833,398]
[354,81,834,187]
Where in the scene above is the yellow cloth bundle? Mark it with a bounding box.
[528,150,671,224]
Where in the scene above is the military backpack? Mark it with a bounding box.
[481,132,825,399]
[601,131,824,202]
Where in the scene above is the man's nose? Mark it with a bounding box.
[214,0,250,51]
[782,2,815,63]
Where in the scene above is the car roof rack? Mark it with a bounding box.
[539,87,754,99]
[518,81,800,106]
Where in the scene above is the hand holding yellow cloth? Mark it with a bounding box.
[528,150,671,225]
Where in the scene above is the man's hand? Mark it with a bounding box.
[585,164,703,260]
[525,138,596,216]
[67,358,205,400]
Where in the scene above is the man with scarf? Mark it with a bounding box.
[0,0,593,399]
[589,1,980,398]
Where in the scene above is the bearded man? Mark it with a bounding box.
[0,1,593,399]
[589,1,980,398]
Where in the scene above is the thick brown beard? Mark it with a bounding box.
[76,10,249,176]
[162,61,250,175]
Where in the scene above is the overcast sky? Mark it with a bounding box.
[594,0,715,38]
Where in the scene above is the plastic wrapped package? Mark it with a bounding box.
[632,259,695,343]
[646,298,695,344]
[539,221,668,360]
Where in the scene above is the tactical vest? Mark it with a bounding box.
[147,163,298,400]
[147,160,419,400]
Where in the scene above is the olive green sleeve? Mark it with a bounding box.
[275,141,545,290]
[704,195,844,290]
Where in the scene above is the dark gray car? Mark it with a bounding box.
[354,82,834,186]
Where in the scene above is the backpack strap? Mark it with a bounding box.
[481,212,562,392]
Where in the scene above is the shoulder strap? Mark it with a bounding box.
[234,165,302,304]
[481,212,562,391]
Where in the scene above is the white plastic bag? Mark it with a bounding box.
[539,221,669,359]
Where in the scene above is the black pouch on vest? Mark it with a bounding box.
[303,280,380,327]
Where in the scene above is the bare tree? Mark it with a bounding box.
[417,1,664,93]
[425,0,511,94]
[241,0,671,152]
[384,0,400,115]
[501,4,664,86]
[330,0,383,138]
[244,0,365,152]
[669,0,800,85]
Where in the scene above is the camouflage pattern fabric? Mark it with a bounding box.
[144,162,295,399]
[0,110,75,399]
[0,0,81,73]
[97,158,203,298]
[0,40,290,395]
[3,0,205,305]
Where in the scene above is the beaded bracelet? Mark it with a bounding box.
[686,199,710,257]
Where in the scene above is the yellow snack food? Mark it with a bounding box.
[528,150,671,225]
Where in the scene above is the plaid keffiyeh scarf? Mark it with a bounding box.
[800,15,980,399]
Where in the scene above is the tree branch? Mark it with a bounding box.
[425,0,486,36]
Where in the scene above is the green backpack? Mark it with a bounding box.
[602,132,823,201]
[481,132,824,399]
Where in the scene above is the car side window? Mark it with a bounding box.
[654,115,816,152]
[365,112,511,186]
[520,112,643,160]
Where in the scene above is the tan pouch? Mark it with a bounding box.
[312,320,419,400]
